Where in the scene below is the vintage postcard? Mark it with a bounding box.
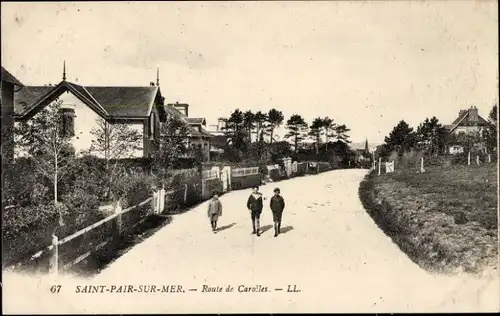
[1,1,499,314]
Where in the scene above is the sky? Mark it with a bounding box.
[1,1,498,144]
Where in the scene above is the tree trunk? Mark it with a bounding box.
[54,158,58,204]
[270,129,274,144]
[294,134,298,154]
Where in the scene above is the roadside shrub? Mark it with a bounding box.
[121,174,155,208]
[2,202,69,266]
[61,188,103,229]
[202,178,223,200]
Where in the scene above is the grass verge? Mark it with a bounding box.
[359,164,498,275]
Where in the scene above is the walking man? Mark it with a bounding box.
[247,185,264,236]
[207,192,223,233]
[270,187,285,237]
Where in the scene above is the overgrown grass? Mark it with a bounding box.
[359,163,498,275]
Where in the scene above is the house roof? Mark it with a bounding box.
[448,107,491,133]
[14,80,164,120]
[164,105,212,138]
[187,117,206,125]
[1,67,24,86]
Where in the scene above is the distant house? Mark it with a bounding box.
[445,106,491,154]
[206,118,229,154]
[1,67,24,167]
[13,69,167,158]
[166,102,212,161]
[2,67,24,211]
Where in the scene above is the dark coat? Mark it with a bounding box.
[270,195,285,213]
[247,193,263,211]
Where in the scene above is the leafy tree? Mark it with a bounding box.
[222,109,246,150]
[253,111,269,142]
[415,116,448,156]
[484,104,498,153]
[322,117,336,150]
[242,110,255,143]
[14,100,74,206]
[267,108,284,144]
[152,115,190,184]
[335,124,351,144]
[384,120,416,154]
[285,114,308,153]
[86,118,142,199]
[308,117,324,155]
[450,130,484,154]
[268,141,293,162]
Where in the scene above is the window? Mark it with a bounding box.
[59,108,75,137]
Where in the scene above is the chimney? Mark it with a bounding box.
[469,106,479,122]
[172,102,189,117]
[459,109,467,119]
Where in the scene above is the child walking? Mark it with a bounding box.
[247,185,264,236]
[269,187,285,237]
[207,192,223,233]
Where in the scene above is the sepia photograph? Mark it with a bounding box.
[1,0,499,313]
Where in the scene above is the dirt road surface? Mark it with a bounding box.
[3,170,499,313]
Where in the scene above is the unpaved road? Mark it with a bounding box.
[3,170,499,313]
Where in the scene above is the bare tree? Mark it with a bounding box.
[86,118,143,199]
[15,100,75,223]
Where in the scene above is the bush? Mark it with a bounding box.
[2,202,68,266]
[61,188,103,229]
[202,178,223,200]
[113,173,155,208]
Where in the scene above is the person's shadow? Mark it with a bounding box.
[260,224,274,234]
[216,222,237,232]
[280,226,294,234]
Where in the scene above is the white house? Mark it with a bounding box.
[13,75,167,158]
[444,106,491,154]
[164,102,212,161]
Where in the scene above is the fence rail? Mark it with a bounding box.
[202,169,219,179]
[232,167,259,177]
[20,196,155,275]
[13,158,336,275]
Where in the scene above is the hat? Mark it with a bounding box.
[273,188,280,193]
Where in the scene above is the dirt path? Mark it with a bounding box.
[3,170,499,313]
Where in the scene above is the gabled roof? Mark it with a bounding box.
[448,108,491,133]
[85,86,159,117]
[164,105,212,138]
[1,67,24,86]
[14,80,165,120]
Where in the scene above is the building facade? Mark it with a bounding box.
[14,78,167,158]
[445,106,491,154]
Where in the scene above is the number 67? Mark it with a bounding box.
[50,285,61,293]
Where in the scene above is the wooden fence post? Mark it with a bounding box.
[49,234,59,276]
[476,155,480,165]
[378,157,382,176]
[201,179,205,199]
[468,151,471,166]
[184,184,188,204]
[159,185,165,213]
[114,200,123,238]
[488,154,491,163]
[420,157,425,173]
[317,163,320,174]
